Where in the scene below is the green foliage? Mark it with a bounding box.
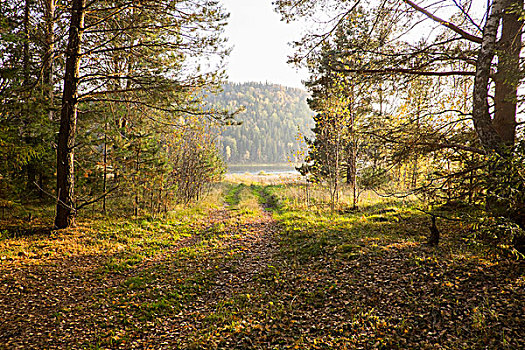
[484,142,525,224]
[472,216,525,259]
[297,13,387,209]
[72,103,225,215]
[171,124,226,204]
[0,0,57,200]
[1,0,231,217]
[224,183,244,206]
[359,166,391,190]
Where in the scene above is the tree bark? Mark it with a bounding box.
[103,116,107,215]
[55,0,85,229]
[493,0,523,147]
[23,0,31,86]
[472,0,505,155]
[23,0,36,192]
[43,0,56,121]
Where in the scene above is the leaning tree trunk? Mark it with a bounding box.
[55,0,85,229]
[493,0,523,147]
[471,0,505,156]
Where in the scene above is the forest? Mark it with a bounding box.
[1,0,524,349]
[1,0,231,226]
[206,82,313,164]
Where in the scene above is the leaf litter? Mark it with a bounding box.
[0,186,523,349]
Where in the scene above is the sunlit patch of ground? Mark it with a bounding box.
[0,182,523,349]
[224,171,302,185]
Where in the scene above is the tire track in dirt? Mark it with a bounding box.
[0,185,285,349]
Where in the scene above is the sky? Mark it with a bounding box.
[221,0,308,89]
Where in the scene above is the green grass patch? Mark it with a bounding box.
[224,183,244,207]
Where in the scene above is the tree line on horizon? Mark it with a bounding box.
[205,82,314,165]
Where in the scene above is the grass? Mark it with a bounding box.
[224,171,302,186]
[0,181,523,349]
[224,183,267,218]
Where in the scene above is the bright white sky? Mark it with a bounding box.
[221,0,308,89]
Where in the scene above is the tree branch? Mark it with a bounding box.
[76,186,119,210]
[331,66,476,76]
[292,0,362,63]
[418,141,486,155]
[32,182,77,213]
[402,0,483,44]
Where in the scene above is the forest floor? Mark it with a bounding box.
[0,183,524,349]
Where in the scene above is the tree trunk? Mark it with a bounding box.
[23,0,36,193]
[55,0,85,229]
[493,0,523,147]
[472,0,505,156]
[346,159,353,184]
[103,118,107,215]
[23,0,30,86]
[43,0,56,121]
[134,146,140,217]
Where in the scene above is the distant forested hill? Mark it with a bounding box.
[206,82,314,164]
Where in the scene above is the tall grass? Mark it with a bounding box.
[224,172,302,186]
[275,182,414,213]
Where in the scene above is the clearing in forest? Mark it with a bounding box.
[0,183,524,349]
